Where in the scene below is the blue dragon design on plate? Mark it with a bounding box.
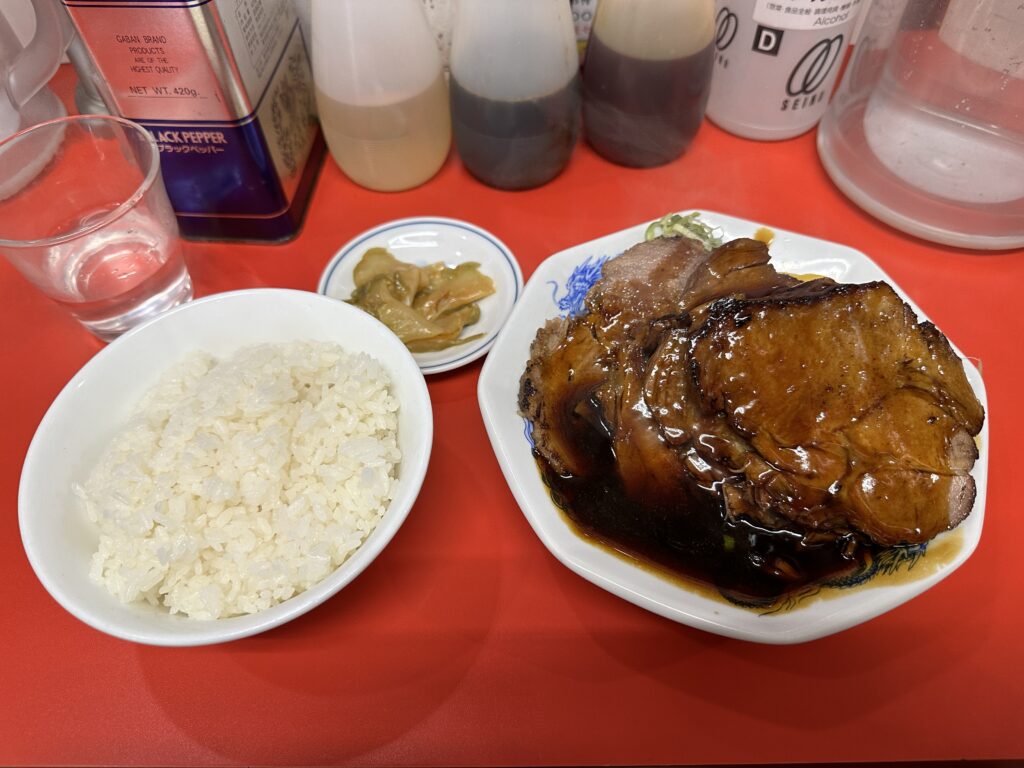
[763,543,929,614]
[548,254,614,319]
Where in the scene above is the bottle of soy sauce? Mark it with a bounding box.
[583,0,716,167]
[449,0,581,191]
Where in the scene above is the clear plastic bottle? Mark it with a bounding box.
[312,0,451,192]
[449,0,580,190]
[706,0,864,140]
[583,0,715,167]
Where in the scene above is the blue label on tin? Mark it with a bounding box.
[142,119,286,216]
[63,0,320,239]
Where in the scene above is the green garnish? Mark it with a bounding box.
[645,212,724,251]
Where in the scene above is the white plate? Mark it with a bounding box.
[477,210,989,645]
[319,217,524,375]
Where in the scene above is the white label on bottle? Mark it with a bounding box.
[753,0,863,31]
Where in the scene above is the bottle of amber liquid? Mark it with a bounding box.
[449,0,581,190]
[312,0,451,192]
[583,0,715,167]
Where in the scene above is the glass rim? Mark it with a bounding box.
[0,114,163,249]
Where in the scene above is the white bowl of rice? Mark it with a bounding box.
[19,289,432,646]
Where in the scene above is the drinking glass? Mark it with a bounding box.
[0,114,192,340]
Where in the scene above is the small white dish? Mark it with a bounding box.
[318,217,524,374]
[19,289,433,647]
[477,210,989,645]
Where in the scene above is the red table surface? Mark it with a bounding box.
[2,68,1023,767]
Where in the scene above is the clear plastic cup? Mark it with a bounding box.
[0,114,192,340]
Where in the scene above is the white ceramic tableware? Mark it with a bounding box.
[20,288,433,646]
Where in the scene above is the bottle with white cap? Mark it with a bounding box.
[706,0,864,141]
[312,0,451,192]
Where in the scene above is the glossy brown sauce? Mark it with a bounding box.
[536,420,952,610]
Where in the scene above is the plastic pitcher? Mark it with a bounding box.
[0,0,67,142]
[817,0,1024,249]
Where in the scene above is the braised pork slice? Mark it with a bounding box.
[519,317,605,477]
[685,281,983,545]
[520,237,801,494]
[519,236,707,479]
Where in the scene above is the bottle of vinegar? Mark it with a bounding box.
[312,0,451,192]
[449,0,581,190]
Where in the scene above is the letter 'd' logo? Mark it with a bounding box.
[753,24,783,56]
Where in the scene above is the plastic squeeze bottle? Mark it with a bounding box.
[706,0,864,140]
[583,0,716,167]
[449,0,581,190]
[312,0,451,192]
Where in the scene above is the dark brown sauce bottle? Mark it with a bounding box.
[581,0,715,167]
[450,75,581,190]
[583,36,714,167]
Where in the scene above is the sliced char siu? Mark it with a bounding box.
[520,237,798,495]
[519,235,984,549]
[682,280,983,545]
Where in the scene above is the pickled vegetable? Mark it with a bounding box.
[348,248,495,352]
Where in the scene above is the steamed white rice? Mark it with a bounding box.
[75,341,401,620]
